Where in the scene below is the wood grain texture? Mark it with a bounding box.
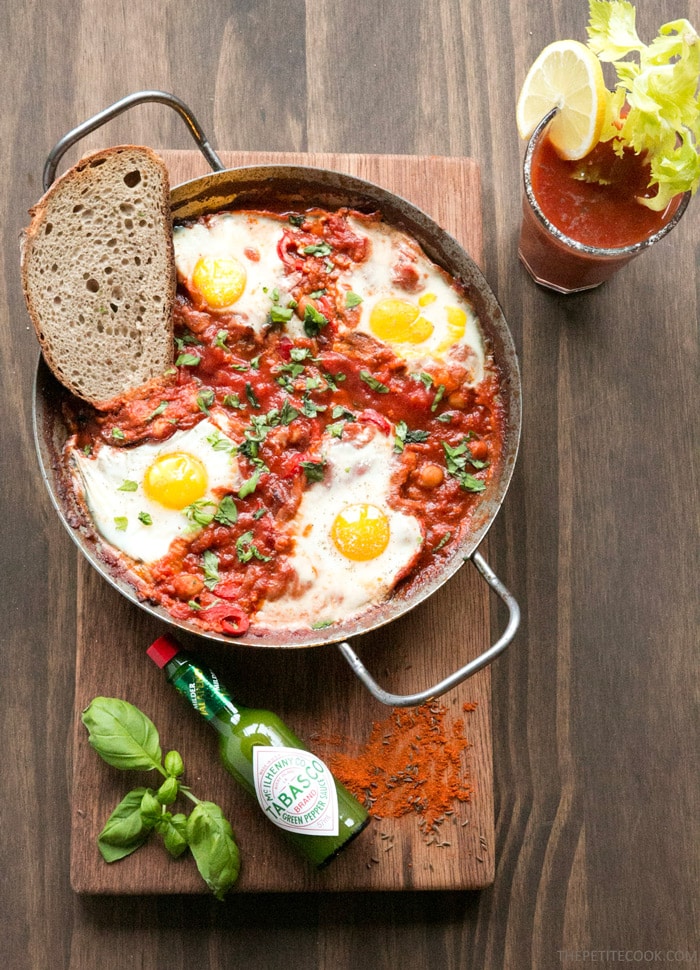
[69,149,495,894]
[2,0,698,967]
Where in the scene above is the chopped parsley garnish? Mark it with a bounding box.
[345,291,363,307]
[360,370,389,393]
[288,213,305,227]
[394,421,430,452]
[223,393,244,410]
[202,549,220,590]
[138,511,153,526]
[214,330,229,350]
[303,304,328,337]
[114,516,128,532]
[111,428,126,441]
[118,479,138,492]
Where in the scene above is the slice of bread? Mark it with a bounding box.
[21,145,175,408]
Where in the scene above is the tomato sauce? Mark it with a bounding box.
[531,135,682,248]
[65,208,505,637]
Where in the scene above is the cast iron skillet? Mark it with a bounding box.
[33,91,521,706]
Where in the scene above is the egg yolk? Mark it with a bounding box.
[369,298,434,345]
[143,452,208,510]
[435,305,467,354]
[191,255,247,309]
[331,504,390,561]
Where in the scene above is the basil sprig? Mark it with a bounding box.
[82,697,240,900]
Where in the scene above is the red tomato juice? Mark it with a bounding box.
[518,132,684,293]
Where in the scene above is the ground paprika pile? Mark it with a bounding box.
[314,701,476,833]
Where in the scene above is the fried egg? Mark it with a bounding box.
[173,212,296,331]
[71,418,240,563]
[254,424,423,629]
[341,217,485,383]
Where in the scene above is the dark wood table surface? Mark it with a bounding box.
[2,1,697,967]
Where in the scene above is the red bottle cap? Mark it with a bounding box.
[147,634,181,668]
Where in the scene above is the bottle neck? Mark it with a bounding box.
[164,654,245,730]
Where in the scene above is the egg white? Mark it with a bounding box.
[341,217,485,382]
[173,212,302,333]
[71,418,241,564]
[254,424,423,629]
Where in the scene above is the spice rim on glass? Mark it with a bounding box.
[518,109,691,295]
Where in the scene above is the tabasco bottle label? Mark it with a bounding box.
[252,746,340,836]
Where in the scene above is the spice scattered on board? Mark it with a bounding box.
[313,701,476,833]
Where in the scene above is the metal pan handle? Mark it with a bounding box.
[43,90,224,192]
[336,551,519,707]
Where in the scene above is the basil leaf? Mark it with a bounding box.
[345,291,363,307]
[431,384,446,412]
[175,352,201,367]
[111,428,126,441]
[97,787,155,863]
[270,304,293,324]
[138,511,153,526]
[147,401,169,421]
[197,389,216,415]
[114,516,128,532]
[82,697,162,772]
[184,499,216,527]
[186,801,240,900]
[202,549,220,590]
[360,370,389,393]
[245,382,260,409]
[235,530,271,563]
[207,430,236,454]
[301,460,326,483]
[303,304,328,337]
[303,242,332,257]
[214,494,238,527]
[118,480,138,492]
[156,776,180,806]
[238,467,262,498]
[162,812,189,859]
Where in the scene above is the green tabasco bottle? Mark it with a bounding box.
[147,634,370,868]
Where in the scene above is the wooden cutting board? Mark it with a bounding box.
[70,150,496,894]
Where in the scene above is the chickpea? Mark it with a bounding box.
[415,463,444,489]
[447,390,469,409]
[172,573,204,598]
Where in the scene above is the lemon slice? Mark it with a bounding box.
[516,40,607,160]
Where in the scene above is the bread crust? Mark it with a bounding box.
[21,145,175,408]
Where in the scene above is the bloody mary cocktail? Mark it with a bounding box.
[519,112,690,294]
